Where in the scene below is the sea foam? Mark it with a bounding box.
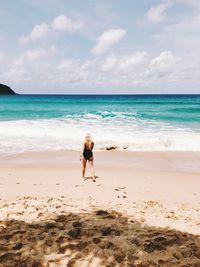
[0,114,200,154]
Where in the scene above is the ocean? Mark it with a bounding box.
[0,94,200,154]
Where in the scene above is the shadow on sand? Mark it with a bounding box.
[83,175,99,182]
[0,209,200,266]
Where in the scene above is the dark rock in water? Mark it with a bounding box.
[0,84,16,95]
[106,146,118,151]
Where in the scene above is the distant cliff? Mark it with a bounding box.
[0,84,16,95]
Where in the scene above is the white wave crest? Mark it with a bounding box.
[0,116,200,154]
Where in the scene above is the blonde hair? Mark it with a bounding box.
[84,133,93,149]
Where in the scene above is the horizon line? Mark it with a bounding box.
[10,93,200,96]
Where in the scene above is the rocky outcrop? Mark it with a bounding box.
[106,146,119,150]
[0,84,16,95]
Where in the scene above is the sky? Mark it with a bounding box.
[0,0,200,94]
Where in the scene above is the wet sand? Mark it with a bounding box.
[0,150,200,266]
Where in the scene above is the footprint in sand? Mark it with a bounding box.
[114,187,127,199]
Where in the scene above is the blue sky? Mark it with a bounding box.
[0,0,200,93]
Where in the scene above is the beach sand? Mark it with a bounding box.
[0,151,200,266]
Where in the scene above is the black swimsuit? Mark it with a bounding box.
[83,144,93,160]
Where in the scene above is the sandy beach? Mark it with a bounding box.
[2,0,200,265]
[0,150,200,266]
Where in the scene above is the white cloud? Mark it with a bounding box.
[176,0,200,9]
[93,51,182,88]
[2,63,29,83]
[1,47,57,86]
[152,13,200,55]
[146,3,172,24]
[101,55,118,71]
[20,22,49,44]
[101,52,147,72]
[14,47,56,66]
[0,48,191,94]
[19,15,82,45]
[117,52,147,71]
[52,15,82,32]
[56,59,89,84]
[92,28,126,55]
[146,51,181,77]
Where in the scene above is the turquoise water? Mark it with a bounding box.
[1,94,200,126]
[0,94,200,153]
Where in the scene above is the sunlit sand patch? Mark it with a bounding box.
[44,252,104,267]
